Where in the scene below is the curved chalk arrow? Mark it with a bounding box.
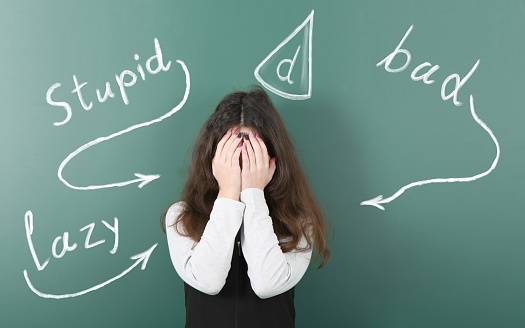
[361,94,500,210]
[23,243,157,299]
[58,60,191,190]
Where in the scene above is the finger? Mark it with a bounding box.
[246,131,264,168]
[232,145,242,170]
[255,132,270,165]
[256,133,270,167]
[216,128,233,158]
[243,133,257,168]
[222,129,243,163]
[241,141,249,171]
[216,128,234,162]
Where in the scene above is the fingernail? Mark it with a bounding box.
[256,132,260,138]
[234,128,240,135]
[237,132,243,138]
[249,130,254,138]
[227,128,232,134]
[244,132,249,140]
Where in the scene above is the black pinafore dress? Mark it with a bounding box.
[184,229,295,328]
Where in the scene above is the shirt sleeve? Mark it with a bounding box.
[165,198,245,295]
[240,188,313,299]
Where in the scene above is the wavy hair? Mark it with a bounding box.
[161,86,332,268]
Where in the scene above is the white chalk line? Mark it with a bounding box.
[58,60,190,190]
[23,243,157,299]
[254,10,313,100]
[361,94,500,210]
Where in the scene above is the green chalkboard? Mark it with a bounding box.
[2,0,524,327]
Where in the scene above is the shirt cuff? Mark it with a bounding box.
[240,188,268,214]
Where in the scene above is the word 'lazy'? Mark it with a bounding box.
[46,38,171,126]
[377,25,479,106]
[23,210,157,299]
[25,210,118,271]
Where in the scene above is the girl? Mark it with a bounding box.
[161,86,332,328]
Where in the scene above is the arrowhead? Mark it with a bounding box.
[360,195,386,211]
[130,243,158,270]
[135,173,160,188]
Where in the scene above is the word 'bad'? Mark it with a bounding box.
[377,25,479,106]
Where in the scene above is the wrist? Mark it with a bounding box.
[241,186,265,192]
[218,189,240,201]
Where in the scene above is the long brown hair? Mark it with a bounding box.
[161,86,332,268]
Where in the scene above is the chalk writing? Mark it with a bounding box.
[46,38,171,126]
[23,210,155,299]
[255,10,313,100]
[23,244,157,299]
[25,210,119,270]
[361,25,500,210]
[57,58,190,190]
[277,45,301,84]
[26,37,186,301]
[376,25,480,106]
[361,95,500,210]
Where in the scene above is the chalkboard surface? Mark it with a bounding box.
[2,1,524,327]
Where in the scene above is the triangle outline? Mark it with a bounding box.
[254,10,314,100]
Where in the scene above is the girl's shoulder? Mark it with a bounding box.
[165,201,186,224]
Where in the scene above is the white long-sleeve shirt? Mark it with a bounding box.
[166,187,313,299]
